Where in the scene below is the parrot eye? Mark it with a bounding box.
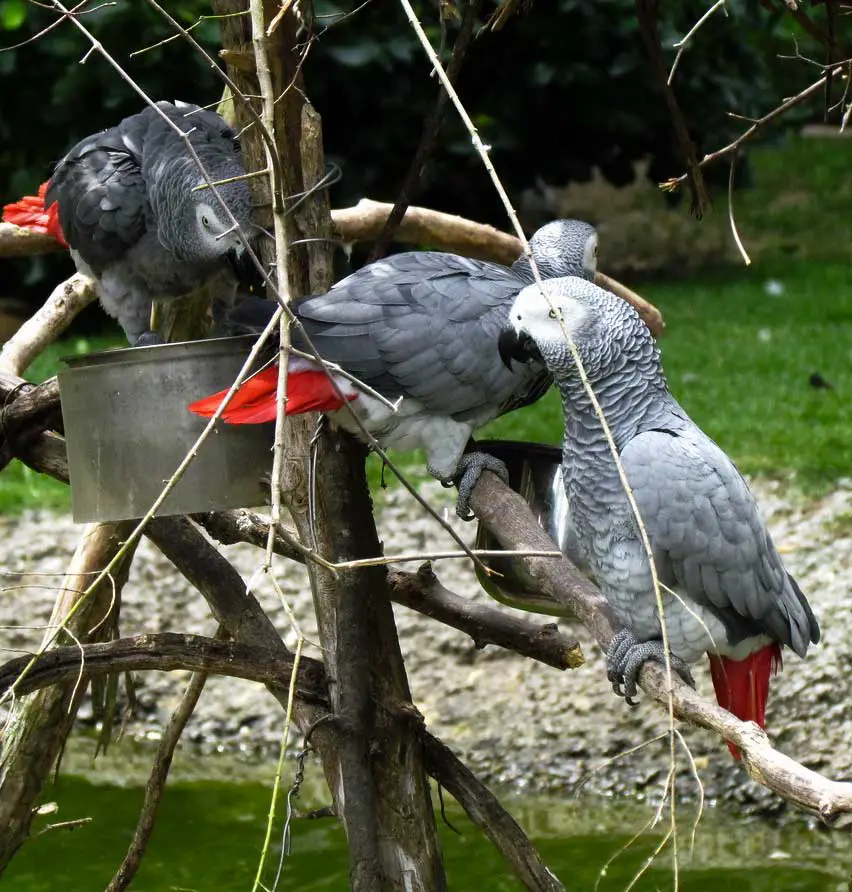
[548,309,559,320]
[201,215,211,229]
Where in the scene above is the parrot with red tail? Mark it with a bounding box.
[189,219,599,518]
[498,276,821,759]
[3,100,252,346]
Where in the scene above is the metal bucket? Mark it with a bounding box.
[473,439,580,615]
[59,335,274,523]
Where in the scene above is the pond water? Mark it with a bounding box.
[3,743,850,891]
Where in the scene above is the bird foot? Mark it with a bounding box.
[453,452,509,521]
[133,331,164,347]
[606,629,695,706]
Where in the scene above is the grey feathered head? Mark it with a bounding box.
[147,104,254,265]
[512,219,598,282]
[499,276,658,381]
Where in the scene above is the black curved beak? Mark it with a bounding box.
[498,326,540,370]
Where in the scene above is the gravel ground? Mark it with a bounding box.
[1,477,850,816]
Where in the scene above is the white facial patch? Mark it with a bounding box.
[582,233,598,276]
[511,280,589,346]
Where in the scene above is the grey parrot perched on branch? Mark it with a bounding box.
[4,101,253,345]
[497,276,820,758]
[188,219,598,518]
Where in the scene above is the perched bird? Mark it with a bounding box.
[498,276,820,758]
[3,101,253,345]
[188,219,599,518]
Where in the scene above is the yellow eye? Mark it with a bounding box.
[548,309,558,319]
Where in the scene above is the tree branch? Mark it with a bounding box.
[367,0,482,262]
[664,66,842,190]
[0,274,95,377]
[0,222,66,258]
[0,521,137,874]
[0,632,327,703]
[636,0,710,216]
[106,634,218,892]
[388,563,583,671]
[0,376,62,473]
[419,727,564,892]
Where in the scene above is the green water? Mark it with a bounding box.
[3,745,849,891]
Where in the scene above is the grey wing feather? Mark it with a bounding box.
[622,428,819,656]
[47,101,247,271]
[295,251,549,419]
[47,127,148,270]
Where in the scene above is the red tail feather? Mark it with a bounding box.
[707,643,782,760]
[187,366,356,424]
[2,180,67,247]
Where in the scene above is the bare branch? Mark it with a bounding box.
[0,222,66,258]
[0,521,136,873]
[332,198,522,263]
[0,632,327,705]
[0,274,95,378]
[389,564,583,671]
[420,727,565,892]
[664,66,843,189]
[367,0,482,263]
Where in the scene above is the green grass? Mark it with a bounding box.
[0,335,122,514]
[482,260,852,492]
[4,135,852,512]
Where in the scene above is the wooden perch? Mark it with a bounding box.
[1,210,664,338]
[0,633,327,702]
[0,222,66,258]
[0,273,95,378]
[332,197,522,263]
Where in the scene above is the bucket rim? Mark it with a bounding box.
[60,333,264,371]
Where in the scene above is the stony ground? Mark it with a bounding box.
[1,477,850,817]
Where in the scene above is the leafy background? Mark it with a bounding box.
[0,0,824,313]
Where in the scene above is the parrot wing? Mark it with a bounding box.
[295,251,550,421]
[46,123,148,270]
[621,426,820,657]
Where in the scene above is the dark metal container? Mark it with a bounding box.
[474,439,579,615]
[59,335,273,523]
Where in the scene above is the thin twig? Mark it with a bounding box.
[668,0,727,85]
[663,66,843,184]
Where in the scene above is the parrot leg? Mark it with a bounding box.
[606,628,695,705]
[454,452,510,521]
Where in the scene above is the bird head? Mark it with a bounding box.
[498,276,652,382]
[185,174,254,261]
[512,219,598,282]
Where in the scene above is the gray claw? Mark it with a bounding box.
[454,452,510,520]
[605,629,695,706]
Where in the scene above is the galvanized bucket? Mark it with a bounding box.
[473,439,579,615]
[59,335,274,523]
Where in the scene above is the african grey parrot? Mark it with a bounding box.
[498,276,820,758]
[3,100,253,345]
[188,219,598,518]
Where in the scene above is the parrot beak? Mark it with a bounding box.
[498,326,540,370]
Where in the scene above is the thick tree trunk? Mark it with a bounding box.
[213,4,445,889]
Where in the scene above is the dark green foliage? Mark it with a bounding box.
[1,1,790,301]
[308,0,778,225]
